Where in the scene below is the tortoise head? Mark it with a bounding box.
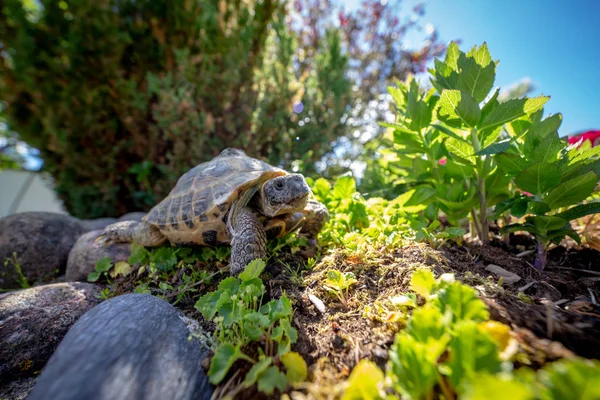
[259,174,310,217]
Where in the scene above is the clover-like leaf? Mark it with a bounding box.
[257,366,288,395]
[208,344,244,385]
[280,351,308,384]
[239,258,266,282]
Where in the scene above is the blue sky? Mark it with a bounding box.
[393,0,600,136]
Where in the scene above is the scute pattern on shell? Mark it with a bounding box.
[144,149,286,234]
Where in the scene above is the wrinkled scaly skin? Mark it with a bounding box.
[102,148,328,274]
[230,207,267,275]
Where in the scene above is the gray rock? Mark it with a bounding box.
[0,376,36,400]
[28,294,213,400]
[80,217,118,232]
[0,282,102,382]
[118,212,146,222]
[0,212,87,289]
[66,230,131,282]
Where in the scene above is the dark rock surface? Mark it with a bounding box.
[28,294,213,400]
[0,282,102,383]
[0,212,87,289]
[80,217,118,232]
[66,230,132,282]
[0,376,36,400]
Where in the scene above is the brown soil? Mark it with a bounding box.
[258,239,600,394]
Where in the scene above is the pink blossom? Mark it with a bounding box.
[522,191,533,197]
[438,158,447,165]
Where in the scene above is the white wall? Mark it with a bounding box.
[0,170,67,217]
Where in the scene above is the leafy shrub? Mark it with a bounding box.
[493,114,600,270]
[0,0,440,218]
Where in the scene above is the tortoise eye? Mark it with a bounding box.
[275,181,285,190]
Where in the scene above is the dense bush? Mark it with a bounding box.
[0,0,440,218]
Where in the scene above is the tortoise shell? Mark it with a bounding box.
[144,148,287,245]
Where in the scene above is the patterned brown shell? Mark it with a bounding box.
[143,149,286,244]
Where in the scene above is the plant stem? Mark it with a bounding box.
[534,240,547,271]
[470,128,489,244]
[437,374,455,400]
[470,209,483,241]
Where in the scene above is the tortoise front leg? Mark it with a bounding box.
[230,207,267,275]
[299,199,329,244]
[103,221,167,247]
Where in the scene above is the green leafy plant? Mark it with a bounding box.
[87,257,113,283]
[323,270,358,309]
[382,42,557,243]
[492,113,600,270]
[195,259,307,395]
[3,252,29,289]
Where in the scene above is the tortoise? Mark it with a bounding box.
[102,148,329,274]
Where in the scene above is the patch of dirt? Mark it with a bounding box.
[267,241,600,389]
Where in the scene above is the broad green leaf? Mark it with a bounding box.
[555,202,600,222]
[445,41,460,70]
[242,312,270,340]
[404,185,436,207]
[312,178,332,201]
[217,276,240,294]
[333,176,357,200]
[500,223,538,235]
[443,321,502,390]
[280,352,308,384]
[480,88,499,121]
[239,258,266,282]
[87,271,101,282]
[530,113,562,140]
[128,243,149,264]
[457,44,496,102]
[410,269,437,298]
[446,137,475,164]
[511,198,530,218]
[257,366,288,395]
[195,291,221,320]
[514,162,562,196]
[208,344,244,384]
[393,128,423,149]
[438,89,481,127]
[543,171,598,209]
[530,216,567,233]
[527,133,563,164]
[95,256,113,273]
[260,294,293,321]
[569,143,600,165]
[243,357,273,388]
[407,80,432,131]
[435,282,489,323]
[526,201,550,215]
[109,261,132,278]
[539,359,600,400]
[342,360,384,400]
[462,373,535,400]
[151,247,177,272]
[431,123,470,143]
[480,96,550,131]
[475,139,511,156]
[388,333,441,400]
[406,305,447,343]
[496,153,528,175]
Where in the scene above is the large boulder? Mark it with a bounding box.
[66,230,132,282]
[28,294,213,400]
[79,212,146,232]
[80,217,118,232]
[0,212,87,289]
[0,282,102,383]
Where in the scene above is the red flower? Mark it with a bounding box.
[568,130,600,148]
[438,158,447,165]
[338,11,348,26]
[522,191,533,197]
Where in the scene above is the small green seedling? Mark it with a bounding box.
[4,252,29,289]
[323,270,358,309]
[195,259,307,395]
